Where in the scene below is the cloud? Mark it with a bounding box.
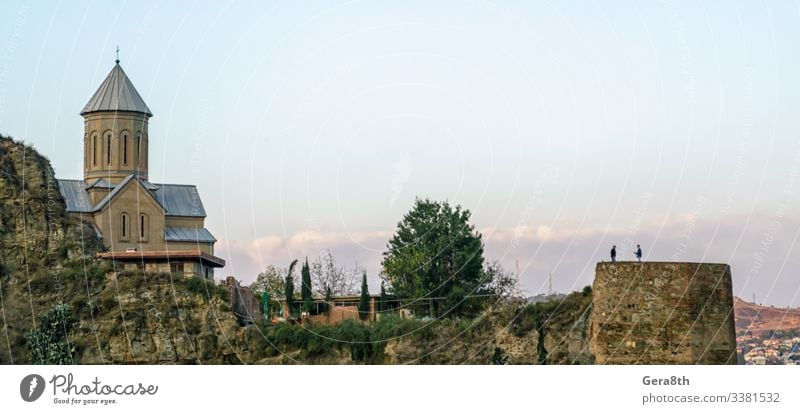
[216,213,800,307]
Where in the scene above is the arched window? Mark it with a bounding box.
[120,213,129,239]
[92,134,98,166]
[139,214,148,240]
[105,132,112,165]
[121,132,129,165]
[135,133,142,168]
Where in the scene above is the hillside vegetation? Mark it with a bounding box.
[0,135,594,364]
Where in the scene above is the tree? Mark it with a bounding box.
[358,271,370,321]
[284,259,298,316]
[379,280,387,312]
[26,303,75,364]
[381,198,486,317]
[301,258,313,313]
[310,250,360,296]
[484,261,517,301]
[251,265,286,299]
[324,286,333,316]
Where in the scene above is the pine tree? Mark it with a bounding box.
[284,259,298,317]
[301,258,313,313]
[358,271,370,321]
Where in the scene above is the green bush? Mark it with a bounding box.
[26,303,76,364]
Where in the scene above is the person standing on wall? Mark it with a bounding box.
[635,245,643,262]
[610,245,617,263]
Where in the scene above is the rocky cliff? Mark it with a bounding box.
[0,135,590,365]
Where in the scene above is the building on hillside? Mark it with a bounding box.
[279,295,384,323]
[57,58,224,278]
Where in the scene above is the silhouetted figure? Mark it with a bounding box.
[610,245,617,263]
[635,245,643,262]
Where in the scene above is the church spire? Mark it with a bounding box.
[80,60,152,117]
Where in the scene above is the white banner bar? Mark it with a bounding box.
[1,365,796,413]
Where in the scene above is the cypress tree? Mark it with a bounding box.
[358,271,370,321]
[379,280,387,312]
[301,258,313,313]
[284,259,298,317]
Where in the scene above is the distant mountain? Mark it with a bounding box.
[734,297,800,336]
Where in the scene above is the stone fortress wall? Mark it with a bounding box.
[590,262,737,364]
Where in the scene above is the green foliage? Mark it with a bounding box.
[251,265,285,299]
[492,347,509,365]
[26,303,75,364]
[284,259,298,316]
[379,281,387,312]
[301,258,313,313]
[358,272,370,321]
[381,198,487,317]
[582,285,592,295]
[263,313,432,363]
[186,276,207,295]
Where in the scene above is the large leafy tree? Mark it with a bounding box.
[381,198,486,317]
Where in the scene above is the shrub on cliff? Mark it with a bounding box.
[25,303,76,364]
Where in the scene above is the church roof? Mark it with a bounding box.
[57,179,92,212]
[164,227,217,243]
[151,183,208,217]
[57,176,207,217]
[80,62,152,117]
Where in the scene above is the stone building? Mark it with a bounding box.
[57,58,224,278]
[590,262,737,364]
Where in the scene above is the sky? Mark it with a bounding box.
[1,0,799,306]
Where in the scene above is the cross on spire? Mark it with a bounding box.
[115,45,120,64]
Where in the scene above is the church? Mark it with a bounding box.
[57,58,224,279]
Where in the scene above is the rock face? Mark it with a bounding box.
[0,136,102,272]
[590,262,737,364]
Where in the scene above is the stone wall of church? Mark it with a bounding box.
[91,179,165,252]
[83,112,149,183]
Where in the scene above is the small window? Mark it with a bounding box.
[136,133,142,167]
[139,214,148,240]
[105,133,112,165]
[170,263,183,275]
[122,133,129,165]
[92,134,98,166]
[120,213,129,238]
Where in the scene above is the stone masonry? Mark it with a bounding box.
[591,262,737,364]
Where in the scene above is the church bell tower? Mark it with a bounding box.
[81,57,152,184]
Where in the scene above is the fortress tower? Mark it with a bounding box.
[590,262,737,364]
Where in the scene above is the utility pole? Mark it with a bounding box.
[548,272,553,296]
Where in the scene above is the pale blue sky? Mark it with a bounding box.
[1,1,799,306]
